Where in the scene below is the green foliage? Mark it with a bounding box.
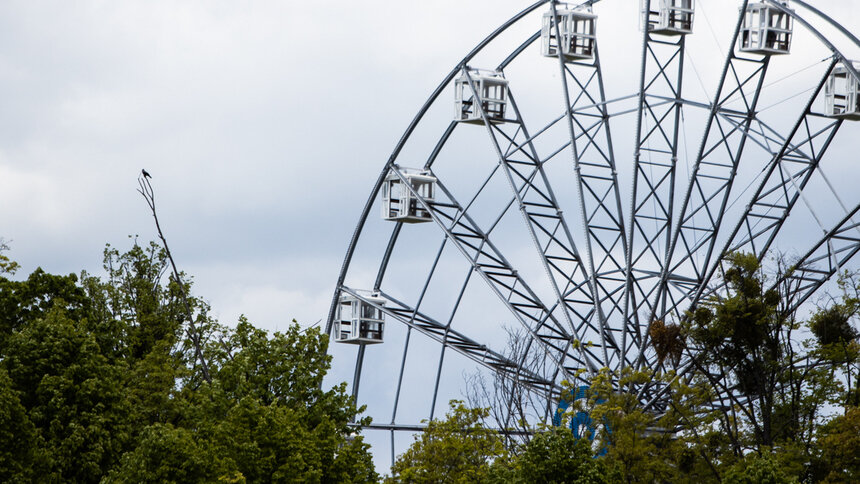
[0,268,91,351]
[810,304,859,348]
[217,317,337,409]
[563,368,721,484]
[100,242,186,360]
[0,239,19,276]
[817,407,860,483]
[497,428,616,484]
[0,242,376,483]
[0,368,36,483]
[4,241,860,483]
[688,253,842,462]
[388,401,505,483]
[721,452,797,484]
[680,253,860,480]
[688,253,784,400]
[178,321,377,483]
[104,423,222,483]
[3,307,132,482]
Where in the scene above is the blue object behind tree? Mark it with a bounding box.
[553,385,608,456]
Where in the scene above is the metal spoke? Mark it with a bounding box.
[647,1,772,343]
[774,204,860,313]
[625,0,687,372]
[461,65,607,373]
[690,60,841,308]
[550,1,629,373]
[389,166,598,381]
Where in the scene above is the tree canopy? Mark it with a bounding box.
[0,241,376,483]
[3,240,859,483]
[391,253,860,483]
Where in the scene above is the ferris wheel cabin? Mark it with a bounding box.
[641,0,694,36]
[334,293,385,345]
[738,1,793,56]
[454,69,509,124]
[825,62,860,120]
[541,6,597,61]
[381,169,436,223]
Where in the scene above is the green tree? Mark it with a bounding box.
[489,427,615,484]
[688,255,841,448]
[687,253,788,452]
[684,254,860,481]
[388,400,506,483]
[807,277,860,409]
[817,407,860,484]
[721,451,797,484]
[0,368,36,483]
[173,319,378,483]
[104,423,223,483]
[3,306,133,482]
[569,368,721,484]
[0,241,377,482]
[0,267,92,352]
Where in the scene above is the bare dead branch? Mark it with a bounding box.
[137,171,212,384]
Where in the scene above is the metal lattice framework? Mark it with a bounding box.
[325,0,860,464]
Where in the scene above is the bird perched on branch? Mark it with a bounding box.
[141,169,152,179]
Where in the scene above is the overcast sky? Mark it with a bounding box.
[0,0,538,333]
[2,0,857,327]
[2,0,860,471]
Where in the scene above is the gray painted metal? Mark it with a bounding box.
[460,65,601,375]
[326,0,860,463]
[647,0,770,335]
[550,0,630,375]
[625,0,688,373]
[692,59,842,308]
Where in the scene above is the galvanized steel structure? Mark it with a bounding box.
[325,0,860,462]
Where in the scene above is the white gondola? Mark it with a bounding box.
[738,1,793,56]
[541,6,597,61]
[381,168,436,223]
[334,292,385,345]
[454,69,509,124]
[825,62,860,120]
[641,0,694,36]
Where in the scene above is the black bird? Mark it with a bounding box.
[142,169,152,179]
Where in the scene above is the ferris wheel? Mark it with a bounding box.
[326,0,860,461]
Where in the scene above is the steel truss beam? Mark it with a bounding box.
[624,0,687,372]
[461,66,608,373]
[342,286,560,398]
[647,0,773,341]
[550,1,629,374]
[689,60,842,308]
[387,166,597,387]
[340,287,557,396]
[775,203,860,313]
